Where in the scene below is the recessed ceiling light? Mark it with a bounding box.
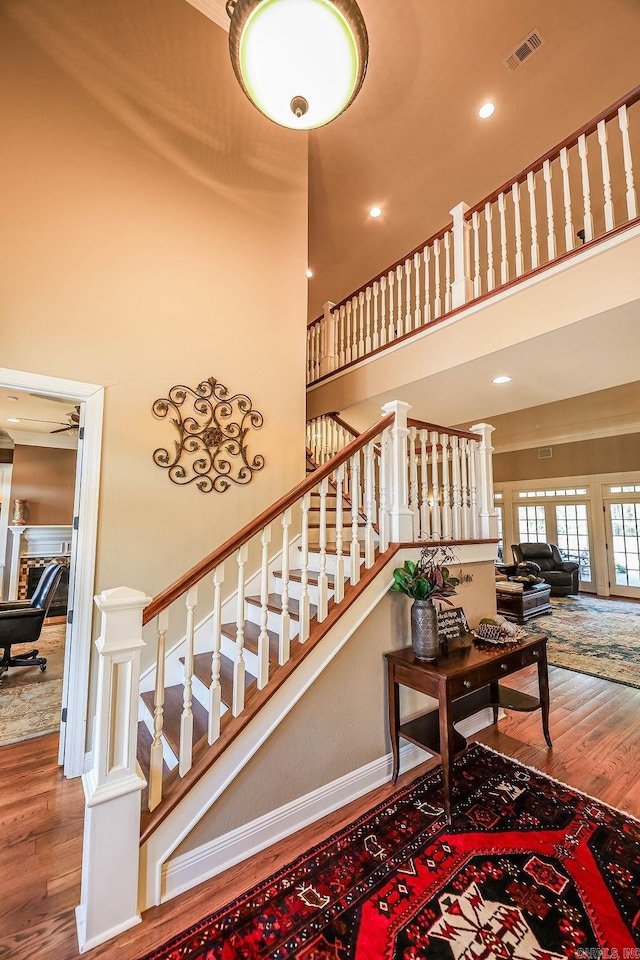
[479,102,495,119]
[492,375,512,384]
[369,206,382,218]
[6,395,19,402]
[6,417,21,423]
[306,269,313,279]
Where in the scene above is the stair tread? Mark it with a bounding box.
[141,685,209,758]
[182,652,256,707]
[273,568,337,588]
[221,620,280,661]
[246,593,318,621]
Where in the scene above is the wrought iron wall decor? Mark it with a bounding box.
[152,377,265,493]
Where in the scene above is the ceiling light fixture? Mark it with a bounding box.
[226,0,368,130]
[6,417,21,423]
[479,102,495,119]
[369,206,382,218]
[306,268,314,278]
[492,375,512,384]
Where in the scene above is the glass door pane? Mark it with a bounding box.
[555,503,593,587]
[517,505,547,543]
[608,501,640,597]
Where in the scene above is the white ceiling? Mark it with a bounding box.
[0,388,79,449]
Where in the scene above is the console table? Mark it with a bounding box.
[385,633,552,823]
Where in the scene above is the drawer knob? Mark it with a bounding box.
[532,650,540,659]
[463,680,472,689]
[500,663,509,671]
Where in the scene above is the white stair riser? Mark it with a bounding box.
[244,602,300,638]
[304,549,364,576]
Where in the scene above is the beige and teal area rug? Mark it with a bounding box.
[528,594,640,689]
[0,624,65,746]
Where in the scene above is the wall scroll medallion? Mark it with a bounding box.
[152,377,265,493]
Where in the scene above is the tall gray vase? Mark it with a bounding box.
[411,598,439,660]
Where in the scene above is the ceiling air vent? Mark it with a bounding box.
[537,447,553,460]
[504,31,544,71]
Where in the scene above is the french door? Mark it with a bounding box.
[512,492,595,592]
[604,491,640,599]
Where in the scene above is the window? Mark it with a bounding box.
[495,505,503,560]
[517,505,546,543]
[610,502,640,588]
[555,503,591,580]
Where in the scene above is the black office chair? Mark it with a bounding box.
[0,562,66,677]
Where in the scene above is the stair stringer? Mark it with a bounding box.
[138,548,402,910]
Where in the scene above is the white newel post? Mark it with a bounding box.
[76,586,151,953]
[381,400,415,542]
[319,301,337,377]
[449,201,473,309]
[470,423,498,543]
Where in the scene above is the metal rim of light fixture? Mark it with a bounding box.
[226,0,369,129]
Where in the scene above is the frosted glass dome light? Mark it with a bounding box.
[227,0,368,130]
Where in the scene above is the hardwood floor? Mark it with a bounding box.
[1,665,640,960]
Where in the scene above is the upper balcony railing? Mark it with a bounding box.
[307,84,640,386]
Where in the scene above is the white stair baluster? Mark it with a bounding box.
[408,426,419,537]
[527,170,540,269]
[179,585,197,777]
[345,300,352,364]
[233,544,248,716]
[469,439,479,539]
[460,438,470,540]
[444,231,452,313]
[512,181,524,275]
[423,246,432,322]
[430,430,441,540]
[597,118,615,231]
[208,564,225,742]
[279,508,292,664]
[559,147,574,252]
[433,238,442,318]
[317,477,329,620]
[413,251,421,328]
[619,104,638,221]
[497,191,509,284]
[350,452,361,585]
[577,134,594,242]
[299,497,311,642]
[372,281,380,350]
[472,210,481,297]
[334,464,346,602]
[450,435,461,540]
[440,434,451,540]
[379,428,389,553]
[338,305,346,367]
[404,259,412,333]
[365,287,372,354]
[356,293,364,357]
[388,270,396,340]
[380,275,387,346]
[419,429,430,540]
[148,609,168,811]
[395,265,403,336]
[257,527,272,685]
[364,441,376,568]
[485,203,495,291]
[543,159,557,262]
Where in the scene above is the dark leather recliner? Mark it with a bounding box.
[0,562,66,677]
[511,543,580,596]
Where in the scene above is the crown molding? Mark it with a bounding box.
[185,0,230,32]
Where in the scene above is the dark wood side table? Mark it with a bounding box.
[496,583,552,623]
[385,633,552,823]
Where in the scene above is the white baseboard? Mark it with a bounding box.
[161,707,495,903]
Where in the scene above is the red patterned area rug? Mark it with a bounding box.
[140,744,640,960]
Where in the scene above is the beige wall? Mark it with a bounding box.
[0,2,308,622]
[9,445,76,525]
[494,433,640,483]
[174,558,496,857]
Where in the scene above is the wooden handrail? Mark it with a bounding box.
[407,418,482,441]
[308,222,453,328]
[143,412,395,624]
[327,412,361,438]
[464,83,640,219]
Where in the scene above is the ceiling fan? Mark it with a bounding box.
[50,405,81,434]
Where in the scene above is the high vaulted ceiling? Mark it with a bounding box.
[306,0,640,320]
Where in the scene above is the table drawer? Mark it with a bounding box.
[448,645,539,697]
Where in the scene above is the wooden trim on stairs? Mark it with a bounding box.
[407,419,481,441]
[143,413,395,625]
[139,543,401,844]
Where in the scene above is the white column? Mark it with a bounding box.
[470,423,498,542]
[449,201,473,308]
[319,301,337,377]
[381,400,414,542]
[76,586,151,953]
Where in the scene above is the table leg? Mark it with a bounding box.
[489,680,500,725]
[438,694,455,824]
[388,669,400,784]
[537,647,552,748]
